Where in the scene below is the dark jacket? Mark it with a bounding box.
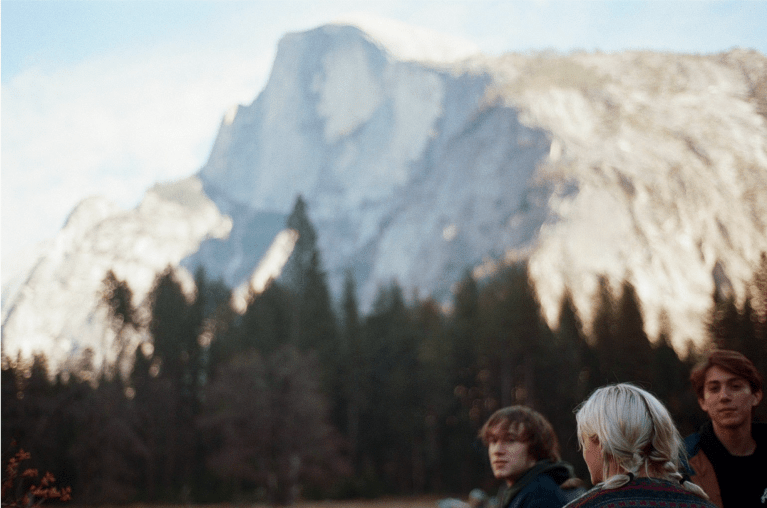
[497,460,585,508]
[684,421,767,508]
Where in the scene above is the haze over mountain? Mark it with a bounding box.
[3,18,767,371]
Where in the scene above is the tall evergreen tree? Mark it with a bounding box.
[443,271,486,492]
[549,289,593,472]
[452,271,481,392]
[279,196,338,363]
[149,268,195,382]
[554,289,591,402]
[281,195,319,294]
[220,283,292,361]
[412,297,453,492]
[146,267,204,498]
[102,270,137,380]
[754,253,767,339]
[359,281,421,493]
[612,278,653,384]
[591,275,617,386]
[338,270,364,462]
[650,311,685,407]
[492,262,545,408]
[707,288,741,351]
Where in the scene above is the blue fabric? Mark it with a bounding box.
[497,460,581,508]
[505,474,571,508]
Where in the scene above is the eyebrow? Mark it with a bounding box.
[705,377,746,387]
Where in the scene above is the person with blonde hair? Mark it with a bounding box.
[564,383,717,508]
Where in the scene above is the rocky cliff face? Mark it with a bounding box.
[3,20,767,371]
[486,50,767,341]
[1,177,231,369]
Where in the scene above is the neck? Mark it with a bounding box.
[505,459,540,487]
[712,420,756,456]
[612,462,653,479]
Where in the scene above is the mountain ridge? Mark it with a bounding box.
[3,21,767,371]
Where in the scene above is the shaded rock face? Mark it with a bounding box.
[3,21,767,370]
[194,24,553,308]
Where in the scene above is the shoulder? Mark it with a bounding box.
[683,430,705,476]
[685,430,702,456]
[513,473,569,507]
[563,479,717,508]
[562,485,603,508]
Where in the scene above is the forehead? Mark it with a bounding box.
[488,420,523,436]
[704,365,746,385]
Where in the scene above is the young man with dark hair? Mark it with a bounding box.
[479,405,584,508]
[685,349,766,508]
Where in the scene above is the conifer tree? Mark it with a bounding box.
[748,254,767,386]
[149,267,194,382]
[443,271,485,492]
[359,281,420,492]
[650,312,684,407]
[554,289,591,402]
[280,195,338,359]
[550,289,592,465]
[102,270,137,380]
[226,283,292,359]
[338,270,364,461]
[281,195,318,294]
[498,262,546,407]
[707,287,741,351]
[452,271,481,392]
[591,275,617,385]
[613,278,653,384]
[412,297,453,492]
[146,267,203,497]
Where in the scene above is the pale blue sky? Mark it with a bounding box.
[2,0,766,281]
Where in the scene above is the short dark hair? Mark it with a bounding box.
[690,349,763,399]
[478,405,560,462]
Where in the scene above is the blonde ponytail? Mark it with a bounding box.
[575,383,709,500]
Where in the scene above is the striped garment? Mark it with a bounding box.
[564,477,719,508]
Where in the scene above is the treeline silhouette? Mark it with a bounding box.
[3,199,766,505]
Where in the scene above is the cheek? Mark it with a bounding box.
[583,442,602,480]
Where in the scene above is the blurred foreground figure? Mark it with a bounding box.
[437,488,493,508]
[565,383,716,508]
[685,350,766,508]
[478,405,584,508]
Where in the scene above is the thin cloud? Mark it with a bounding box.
[2,39,270,273]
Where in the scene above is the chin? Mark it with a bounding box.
[715,417,747,428]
